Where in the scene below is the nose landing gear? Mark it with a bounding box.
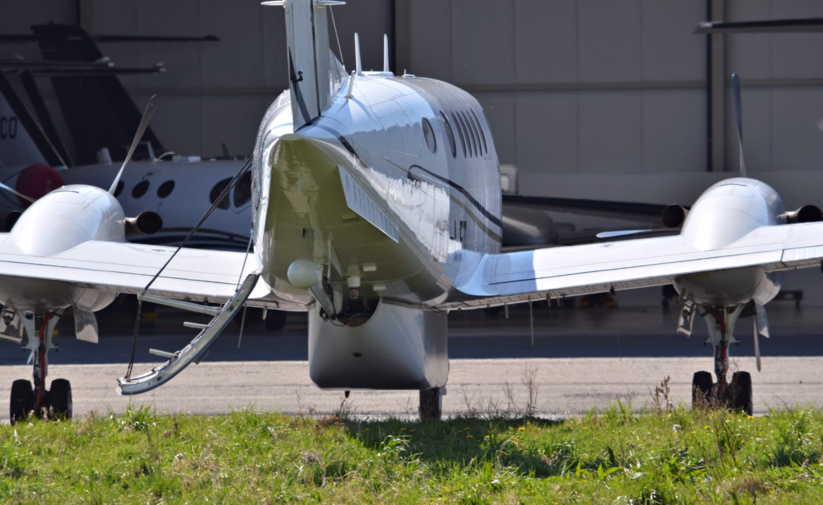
[8,312,73,424]
[689,304,753,415]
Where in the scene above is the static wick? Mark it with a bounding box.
[504,303,509,320]
[529,299,534,346]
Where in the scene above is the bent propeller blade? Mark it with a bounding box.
[732,73,747,177]
[108,94,159,194]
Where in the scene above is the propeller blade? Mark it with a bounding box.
[732,73,747,177]
[753,320,761,372]
[753,303,769,372]
[108,95,159,194]
[0,182,35,204]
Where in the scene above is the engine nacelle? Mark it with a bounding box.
[0,185,126,312]
[781,205,823,224]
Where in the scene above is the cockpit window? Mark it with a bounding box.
[422,118,437,154]
[233,172,252,207]
[132,180,150,199]
[440,112,457,158]
[451,112,467,158]
[210,177,231,210]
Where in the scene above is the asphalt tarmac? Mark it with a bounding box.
[0,299,821,420]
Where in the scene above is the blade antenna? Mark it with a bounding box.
[109,94,159,194]
[732,73,747,177]
[383,34,389,73]
[124,156,253,379]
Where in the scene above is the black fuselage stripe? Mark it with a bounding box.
[408,165,502,228]
[288,52,312,125]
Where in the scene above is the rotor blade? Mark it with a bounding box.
[732,73,746,177]
[753,320,761,372]
[108,95,159,194]
[0,182,36,204]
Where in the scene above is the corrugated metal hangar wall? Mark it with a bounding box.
[3,0,823,202]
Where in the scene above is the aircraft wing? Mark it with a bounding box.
[0,235,294,308]
[455,222,823,307]
[502,194,671,225]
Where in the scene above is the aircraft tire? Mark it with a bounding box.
[10,379,33,424]
[691,371,713,409]
[48,379,73,420]
[730,372,753,416]
[419,387,442,421]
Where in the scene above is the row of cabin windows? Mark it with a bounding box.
[113,172,252,210]
[114,179,176,199]
[422,109,487,159]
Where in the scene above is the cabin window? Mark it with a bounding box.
[132,180,150,199]
[460,111,479,157]
[114,181,124,198]
[157,180,175,199]
[450,112,467,158]
[470,110,487,155]
[210,177,231,210]
[439,112,456,158]
[422,118,437,154]
[234,172,252,207]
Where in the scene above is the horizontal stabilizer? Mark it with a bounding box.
[338,166,400,242]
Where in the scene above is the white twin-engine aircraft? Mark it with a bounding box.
[1,0,822,421]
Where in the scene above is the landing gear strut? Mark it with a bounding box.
[690,305,753,415]
[8,312,72,424]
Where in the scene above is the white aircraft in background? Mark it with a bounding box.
[0,0,822,422]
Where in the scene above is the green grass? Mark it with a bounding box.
[1,404,823,504]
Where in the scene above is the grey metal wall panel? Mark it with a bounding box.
[201,96,269,158]
[579,91,642,173]
[472,91,516,165]
[326,0,391,73]
[769,1,823,79]
[770,87,823,171]
[578,0,642,83]
[451,0,514,85]
[262,6,289,88]
[514,0,578,84]
[515,92,578,174]
[642,89,705,173]
[133,94,202,156]
[640,0,704,81]
[725,0,770,79]
[4,0,75,60]
[201,0,266,88]
[408,0,452,81]
[724,88,771,174]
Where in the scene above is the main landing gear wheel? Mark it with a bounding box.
[47,379,73,420]
[691,371,713,409]
[730,371,753,416]
[10,379,34,424]
[419,387,442,421]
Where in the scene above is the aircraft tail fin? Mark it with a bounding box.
[267,0,346,129]
[0,73,56,170]
[31,23,165,165]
